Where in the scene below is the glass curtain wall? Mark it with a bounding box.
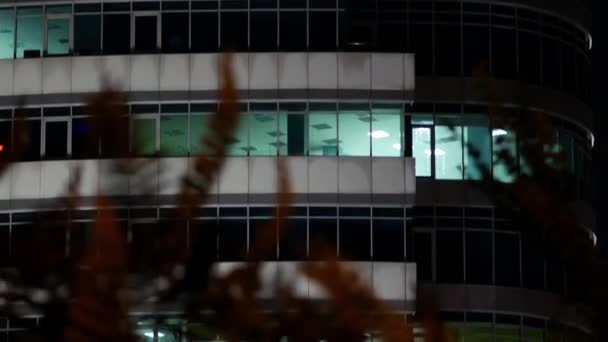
[0,9,15,58]
[16,6,43,58]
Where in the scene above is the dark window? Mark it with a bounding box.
[0,226,8,267]
[74,15,101,55]
[495,232,520,287]
[72,118,99,159]
[463,25,489,75]
[23,120,41,161]
[12,224,66,267]
[413,231,432,281]
[309,207,337,216]
[373,219,404,261]
[410,23,433,75]
[492,27,516,79]
[465,231,493,284]
[100,116,129,158]
[546,253,564,294]
[309,12,336,51]
[339,219,370,260]
[518,31,540,84]
[252,0,278,8]
[163,1,189,10]
[522,232,545,290]
[436,230,464,283]
[249,219,278,259]
[309,0,336,9]
[103,14,131,54]
[279,218,307,260]
[280,0,306,8]
[221,12,248,50]
[309,218,337,259]
[340,207,370,217]
[219,207,247,217]
[162,12,189,53]
[103,2,131,12]
[0,121,11,158]
[192,12,218,52]
[279,11,306,51]
[542,37,561,88]
[218,219,247,261]
[75,3,102,12]
[69,223,88,260]
[134,15,159,52]
[562,46,576,93]
[377,20,405,52]
[435,24,461,75]
[44,121,68,159]
[131,222,160,271]
[191,220,219,261]
[250,12,277,51]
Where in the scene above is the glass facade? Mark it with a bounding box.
[0,1,591,102]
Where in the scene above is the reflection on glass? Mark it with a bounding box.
[371,105,402,157]
[412,126,431,177]
[495,324,520,342]
[0,10,15,59]
[463,323,493,342]
[160,115,188,156]
[133,118,157,155]
[338,109,371,156]
[278,112,307,156]
[74,15,101,55]
[47,17,70,55]
[464,115,491,180]
[435,115,463,179]
[190,114,211,155]
[227,113,249,156]
[249,112,278,156]
[493,128,517,183]
[16,8,43,58]
[309,111,337,156]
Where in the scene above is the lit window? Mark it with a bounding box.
[46,5,72,56]
[463,115,491,180]
[309,106,337,156]
[0,9,15,59]
[249,108,278,156]
[133,117,157,156]
[16,7,43,58]
[160,115,188,157]
[371,105,402,157]
[411,114,433,177]
[492,127,517,182]
[434,115,463,179]
[338,104,370,156]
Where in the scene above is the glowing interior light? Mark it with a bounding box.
[424,148,446,156]
[492,129,508,137]
[144,332,164,338]
[368,130,390,139]
[392,143,402,150]
[0,145,4,152]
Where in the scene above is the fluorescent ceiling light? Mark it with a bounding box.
[143,332,165,338]
[424,148,446,156]
[492,129,508,137]
[368,130,390,139]
[392,143,401,150]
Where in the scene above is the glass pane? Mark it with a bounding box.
[522,327,544,342]
[371,107,402,157]
[463,323,493,342]
[46,5,72,14]
[493,127,517,182]
[279,112,307,156]
[190,114,212,155]
[161,12,189,53]
[72,118,98,158]
[412,126,432,177]
[74,15,101,55]
[339,219,370,260]
[464,115,491,180]
[0,9,15,59]
[23,120,41,161]
[191,12,218,52]
[0,121,11,156]
[220,12,247,50]
[133,118,157,155]
[227,113,249,156]
[279,11,306,51]
[309,110,337,156]
[160,115,188,156]
[249,112,278,156]
[495,324,520,342]
[250,11,277,51]
[16,14,43,58]
[495,232,521,287]
[373,220,404,261]
[309,12,336,50]
[45,121,68,159]
[435,115,463,179]
[466,231,493,284]
[103,14,130,54]
[436,230,464,283]
[338,108,371,156]
[47,17,70,55]
[135,16,158,52]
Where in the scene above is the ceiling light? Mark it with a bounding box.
[143,332,165,338]
[392,143,401,150]
[424,148,446,156]
[492,129,508,137]
[368,130,390,139]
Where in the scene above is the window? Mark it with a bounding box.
[519,31,540,84]
[463,25,489,75]
[0,9,15,59]
[309,12,336,51]
[339,219,370,260]
[0,121,11,158]
[103,14,130,54]
[74,14,101,55]
[338,104,371,156]
[542,37,561,88]
[249,109,278,156]
[278,106,307,156]
[218,219,247,261]
[191,12,218,52]
[46,5,72,56]
[162,12,189,53]
[44,120,68,159]
[309,218,337,259]
[250,218,277,259]
[72,118,99,158]
[373,219,404,261]
[377,15,405,52]
[411,114,433,177]
[23,120,41,161]
[463,115,491,180]
[435,23,461,75]
[134,14,159,52]
[493,126,517,182]
[309,107,337,156]
[133,117,157,156]
[279,11,306,51]
[279,218,307,260]
[492,27,516,79]
[465,231,493,284]
[410,23,433,75]
[436,230,464,283]
[227,113,249,156]
[160,115,188,156]
[250,11,277,51]
[562,45,576,93]
[371,105,402,157]
[16,7,43,58]
[521,232,545,290]
[495,232,520,287]
[191,220,218,261]
[221,12,248,50]
[434,115,463,180]
[190,113,213,155]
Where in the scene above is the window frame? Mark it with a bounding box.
[45,12,73,56]
[131,11,161,52]
[41,116,71,159]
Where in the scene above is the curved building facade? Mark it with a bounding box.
[0,0,594,341]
